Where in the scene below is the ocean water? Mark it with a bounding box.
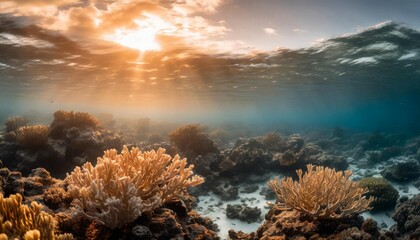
[1,19,420,239]
[1,21,419,133]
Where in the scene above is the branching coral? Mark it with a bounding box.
[268,164,374,219]
[66,145,204,229]
[0,193,73,240]
[16,125,49,150]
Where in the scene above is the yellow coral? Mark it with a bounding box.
[66,145,204,229]
[0,194,73,240]
[16,125,49,150]
[23,230,40,240]
[268,164,374,219]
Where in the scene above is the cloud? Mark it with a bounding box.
[0,0,80,7]
[175,0,226,13]
[263,27,278,36]
[0,0,234,53]
[0,32,54,48]
[293,28,307,33]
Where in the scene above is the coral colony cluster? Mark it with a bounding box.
[0,194,73,240]
[66,146,204,229]
[0,111,419,239]
[268,165,375,220]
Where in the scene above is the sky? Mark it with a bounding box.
[212,0,420,50]
[0,0,419,53]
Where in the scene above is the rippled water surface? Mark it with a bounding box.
[1,22,420,131]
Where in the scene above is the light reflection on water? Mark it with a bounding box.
[1,22,420,131]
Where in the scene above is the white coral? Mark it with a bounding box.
[66,146,203,229]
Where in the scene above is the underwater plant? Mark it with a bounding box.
[0,193,73,240]
[169,124,218,156]
[16,125,49,150]
[51,110,100,130]
[358,177,399,211]
[66,145,204,229]
[268,164,374,219]
[4,116,28,133]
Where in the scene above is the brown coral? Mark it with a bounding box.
[268,164,374,219]
[16,125,49,150]
[52,110,99,130]
[43,187,72,210]
[4,116,28,133]
[169,124,218,156]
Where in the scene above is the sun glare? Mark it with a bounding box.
[105,27,161,52]
[103,15,177,53]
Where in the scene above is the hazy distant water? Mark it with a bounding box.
[1,22,420,132]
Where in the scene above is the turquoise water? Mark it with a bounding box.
[1,21,419,132]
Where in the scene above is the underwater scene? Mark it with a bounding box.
[1,1,420,239]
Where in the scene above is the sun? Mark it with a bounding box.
[105,27,161,52]
[103,14,176,52]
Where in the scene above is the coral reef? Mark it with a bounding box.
[0,143,20,169]
[268,164,374,219]
[367,146,402,165]
[3,115,420,239]
[57,198,219,240]
[226,204,262,223]
[169,124,219,156]
[0,168,24,196]
[49,110,99,138]
[273,141,348,171]
[0,166,68,211]
[260,132,286,152]
[391,194,420,239]
[42,186,72,210]
[0,165,217,240]
[0,193,72,240]
[66,146,204,229]
[213,185,238,201]
[228,205,379,240]
[1,110,123,178]
[219,138,272,176]
[358,177,399,211]
[4,116,28,133]
[381,159,420,182]
[16,125,49,151]
[189,153,224,177]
